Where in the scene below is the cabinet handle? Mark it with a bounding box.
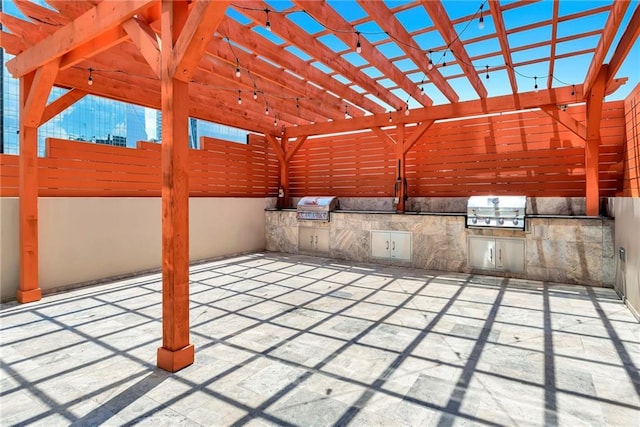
[315,235,318,244]
[490,248,493,263]
[386,241,389,250]
[310,235,314,245]
[499,248,502,262]
[392,241,395,251]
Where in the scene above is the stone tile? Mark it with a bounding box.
[1,252,638,427]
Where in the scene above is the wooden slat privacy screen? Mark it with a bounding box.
[289,101,625,198]
[0,135,279,197]
[623,85,640,196]
[0,101,628,199]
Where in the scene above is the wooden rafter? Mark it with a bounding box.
[235,0,406,110]
[487,0,517,94]
[357,0,458,103]
[6,0,156,77]
[198,55,334,123]
[583,0,630,96]
[546,0,559,89]
[297,0,432,106]
[217,18,385,115]
[206,37,363,119]
[606,3,640,88]
[421,0,488,99]
[60,26,129,71]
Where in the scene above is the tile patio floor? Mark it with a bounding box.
[1,252,639,426]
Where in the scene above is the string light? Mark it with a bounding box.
[478,4,485,30]
[265,9,271,32]
[534,76,539,92]
[87,68,93,86]
[388,111,393,123]
[485,65,489,80]
[265,104,269,115]
[344,105,349,119]
[405,105,410,116]
[237,90,242,105]
[571,84,575,96]
[428,50,434,70]
[273,117,277,127]
[356,31,362,54]
[442,50,447,67]
[235,59,241,78]
[296,97,300,109]
[253,87,258,100]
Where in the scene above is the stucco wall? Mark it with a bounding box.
[610,197,640,320]
[0,197,269,301]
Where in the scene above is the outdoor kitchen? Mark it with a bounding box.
[266,196,614,287]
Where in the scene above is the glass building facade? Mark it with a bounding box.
[1,54,249,156]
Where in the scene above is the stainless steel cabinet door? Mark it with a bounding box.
[469,236,496,269]
[496,239,525,272]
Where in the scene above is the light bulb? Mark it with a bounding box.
[253,90,258,100]
[428,60,433,71]
[265,9,271,32]
[356,42,361,54]
[265,107,269,115]
[479,16,484,30]
[237,91,242,105]
[388,113,392,123]
[405,108,410,116]
[534,76,539,93]
[87,68,93,86]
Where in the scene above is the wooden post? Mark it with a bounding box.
[279,134,289,209]
[585,66,607,216]
[157,0,193,372]
[17,73,41,303]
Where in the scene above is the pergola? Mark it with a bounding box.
[1,0,638,372]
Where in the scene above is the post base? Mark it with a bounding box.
[157,344,194,372]
[16,288,42,304]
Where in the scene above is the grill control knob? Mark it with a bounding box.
[513,218,519,226]
[471,217,477,224]
[498,218,504,225]
[485,218,491,224]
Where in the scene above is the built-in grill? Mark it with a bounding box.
[296,196,339,222]
[466,196,527,230]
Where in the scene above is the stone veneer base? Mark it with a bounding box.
[266,210,614,287]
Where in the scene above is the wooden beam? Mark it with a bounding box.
[17,73,42,303]
[585,66,608,216]
[6,0,156,77]
[235,1,406,110]
[122,17,161,78]
[583,1,630,96]
[40,88,87,126]
[421,0,488,98]
[59,26,129,71]
[539,105,587,140]
[606,3,640,87]
[297,0,433,106]
[23,59,60,127]
[356,0,457,103]
[287,85,583,137]
[217,18,385,115]
[488,0,518,93]
[171,1,230,81]
[404,120,435,154]
[265,134,289,209]
[157,0,193,373]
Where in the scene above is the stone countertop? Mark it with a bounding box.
[265,209,608,219]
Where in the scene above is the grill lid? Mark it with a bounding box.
[467,196,526,229]
[296,196,339,221]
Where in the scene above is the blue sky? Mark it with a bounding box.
[3,0,639,109]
